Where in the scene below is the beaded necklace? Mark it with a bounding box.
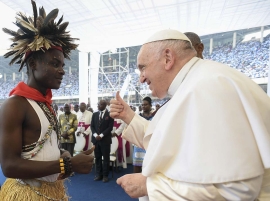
[22,102,61,159]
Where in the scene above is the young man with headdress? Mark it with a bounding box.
[0,1,94,200]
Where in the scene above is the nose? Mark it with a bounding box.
[139,72,146,83]
[58,67,65,75]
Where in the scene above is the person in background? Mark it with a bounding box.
[184,32,204,59]
[110,29,270,200]
[111,119,130,169]
[59,103,78,157]
[76,102,93,151]
[91,100,114,183]
[133,97,154,174]
[87,107,94,113]
[155,104,160,111]
[53,104,63,120]
[72,104,79,116]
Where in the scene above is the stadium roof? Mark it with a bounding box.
[0,0,270,53]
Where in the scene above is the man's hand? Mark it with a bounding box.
[61,133,69,139]
[110,91,135,124]
[95,135,101,141]
[71,146,95,174]
[76,131,81,136]
[112,133,117,137]
[117,173,147,198]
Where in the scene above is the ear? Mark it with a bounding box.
[164,48,175,71]
[27,57,37,71]
[196,43,204,57]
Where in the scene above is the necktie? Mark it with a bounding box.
[99,112,103,127]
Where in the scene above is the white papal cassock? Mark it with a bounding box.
[123,57,270,201]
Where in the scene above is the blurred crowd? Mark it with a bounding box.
[0,35,269,100]
[204,34,270,79]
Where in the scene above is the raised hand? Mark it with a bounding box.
[110,91,135,124]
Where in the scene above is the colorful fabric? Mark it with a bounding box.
[133,146,146,166]
[0,178,68,201]
[9,82,54,113]
[59,113,78,144]
[139,113,153,121]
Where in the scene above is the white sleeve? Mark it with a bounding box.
[122,114,149,149]
[83,126,91,135]
[146,173,263,201]
[114,121,126,136]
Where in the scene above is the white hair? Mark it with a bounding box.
[147,39,196,60]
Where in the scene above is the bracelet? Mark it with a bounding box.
[63,157,73,176]
[59,158,65,174]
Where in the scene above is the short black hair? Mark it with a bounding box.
[25,50,45,75]
[184,32,202,46]
[143,96,152,106]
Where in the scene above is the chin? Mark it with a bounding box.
[50,84,61,90]
[152,90,166,99]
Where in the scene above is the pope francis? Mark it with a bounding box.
[110,29,270,201]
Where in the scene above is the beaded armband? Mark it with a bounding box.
[59,158,65,174]
[63,157,73,176]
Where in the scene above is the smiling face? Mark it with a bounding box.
[137,44,169,98]
[27,49,65,93]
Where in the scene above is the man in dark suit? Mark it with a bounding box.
[91,99,114,182]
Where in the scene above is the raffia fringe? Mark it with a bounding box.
[0,178,69,201]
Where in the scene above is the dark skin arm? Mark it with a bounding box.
[0,96,94,179]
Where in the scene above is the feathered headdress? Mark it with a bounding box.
[2,0,78,71]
